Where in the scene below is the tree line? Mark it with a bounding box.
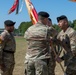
[14,20,76,36]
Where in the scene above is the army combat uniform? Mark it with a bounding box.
[24,22,57,75]
[0,30,16,75]
[48,50,56,75]
[57,27,76,75]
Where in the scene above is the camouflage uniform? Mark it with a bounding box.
[47,18,56,75]
[24,22,57,75]
[48,51,56,75]
[0,30,16,75]
[57,27,76,75]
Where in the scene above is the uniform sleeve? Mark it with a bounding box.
[70,31,76,56]
[24,29,30,40]
[57,32,61,39]
[49,26,58,38]
[0,36,4,64]
[24,26,34,40]
[0,32,6,64]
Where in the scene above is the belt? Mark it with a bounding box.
[3,50,14,53]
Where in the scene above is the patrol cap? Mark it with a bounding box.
[57,15,67,22]
[38,11,49,18]
[4,20,16,26]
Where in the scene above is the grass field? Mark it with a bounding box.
[13,37,64,75]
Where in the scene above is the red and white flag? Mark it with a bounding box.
[8,0,19,14]
[25,0,38,24]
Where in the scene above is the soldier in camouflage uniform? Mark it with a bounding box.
[24,11,58,75]
[47,18,56,75]
[0,20,16,75]
[56,15,76,75]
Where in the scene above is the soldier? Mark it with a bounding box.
[24,11,58,75]
[47,18,56,75]
[0,20,16,75]
[56,15,76,75]
[47,18,52,27]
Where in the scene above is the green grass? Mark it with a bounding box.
[13,36,26,75]
[15,36,25,41]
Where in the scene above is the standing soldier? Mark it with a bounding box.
[56,15,76,75]
[0,20,16,75]
[24,11,57,75]
[47,18,56,75]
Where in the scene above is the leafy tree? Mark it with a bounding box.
[18,21,32,35]
[53,24,61,32]
[68,21,73,28]
[14,28,19,35]
[72,20,76,30]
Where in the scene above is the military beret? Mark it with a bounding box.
[48,18,51,21]
[57,15,67,22]
[4,20,16,26]
[38,11,49,18]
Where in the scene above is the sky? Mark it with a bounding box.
[0,0,76,28]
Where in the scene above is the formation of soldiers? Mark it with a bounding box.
[0,11,76,75]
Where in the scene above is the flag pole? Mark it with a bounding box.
[24,0,38,24]
[51,45,64,73]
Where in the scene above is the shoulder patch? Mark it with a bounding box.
[1,31,7,41]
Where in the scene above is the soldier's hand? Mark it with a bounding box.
[50,37,54,46]
[55,56,63,63]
